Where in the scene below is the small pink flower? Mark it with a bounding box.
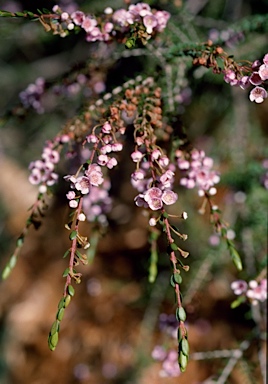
[144,187,162,202]
[100,144,112,154]
[258,64,268,81]
[159,156,169,167]
[149,217,157,226]
[131,169,145,181]
[162,190,178,205]
[82,17,97,33]
[97,154,109,166]
[231,280,248,295]
[131,150,143,162]
[112,143,123,152]
[75,176,91,194]
[71,11,85,26]
[148,197,163,210]
[249,86,268,103]
[102,121,112,133]
[151,149,161,160]
[66,191,76,200]
[69,199,78,208]
[106,157,117,169]
[143,14,157,34]
[87,134,99,144]
[263,53,268,65]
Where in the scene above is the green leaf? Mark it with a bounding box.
[9,255,17,269]
[173,272,182,284]
[64,295,71,308]
[50,320,60,336]
[176,307,186,322]
[63,249,70,258]
[62,268,70,277]
[56,308,65,321]
[69,230,78,240]
[68,285,75,297]
[181,338,189,356]
[170,243,178,251]
[2,265,11,280]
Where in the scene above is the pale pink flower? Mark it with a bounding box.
[112,143,123,152]
[131,169,145,181]
[69,199,78,208]
[66,191,76,200]
[151,149,161,160]
[82,17,97,33]
[131,150,143,162]
[162,190,178,205]
[231,280,248,295]
[106,157,118,169]
[98,154,109,166]
[144,187,162,202]
[149,217,157,226]
[143,14,157,34]
[249,86,268,103]
[263,53,268,65]
[102,121,112,133]
[71,11,85,26]
[75,176,91,194]
[148,198,163,210]
[258,64,268,80]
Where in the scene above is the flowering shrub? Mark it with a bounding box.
[0,1,267,381]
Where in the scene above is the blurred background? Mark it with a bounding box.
[0,0,267,383]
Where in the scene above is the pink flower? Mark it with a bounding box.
[112,143,123,152]
[131,169,145,181]
[263,53,268,65]
[162,190,178,205]
[131,150,143,162]
[249,86,268,103]
[143,14,157,34]
[82,17,97,33]
[69,200,78,208]
[148,197,163,210]
[85,164,104,186]
[75,176,91,194]
[106,157,117,169]
[97,154,109,166]
[258,64,268,81]
[246,279,267,302]
[231,280,248,295]
[102,121,112,133]
[71,11,85,26]
[144,187,162,202]
[66,191,76,200]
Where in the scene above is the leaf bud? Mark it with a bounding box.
[64,295,71,307]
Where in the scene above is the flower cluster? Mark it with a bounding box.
[132,150,178,211]
[28,138,65,193]
[223,53,268,103]
[65,163,104,199]
[231,278,267,305]
[51,2,170,43]
[176,149,220,196]
[19,77,45,113]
